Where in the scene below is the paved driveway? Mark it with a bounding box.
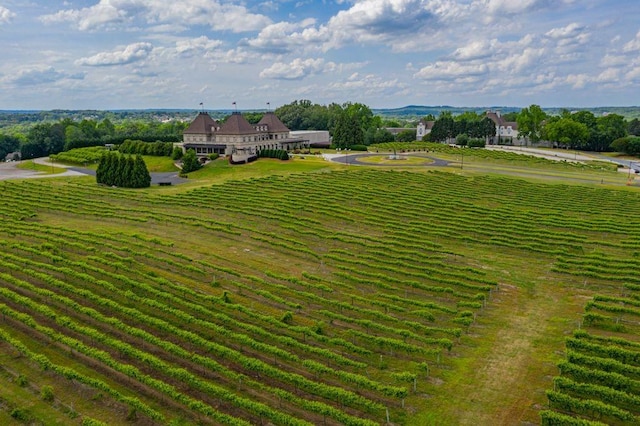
[0,158,188,185]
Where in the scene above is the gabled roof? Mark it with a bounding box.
[485,111,518,130]
[418,119,435,129]
[257,111,290,132]
[183,112,219,135]
[218,112,258,135]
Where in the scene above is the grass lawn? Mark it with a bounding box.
[141,155,180,172]
[178,155,339,186]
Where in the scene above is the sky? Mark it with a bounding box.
[0,0,638,110]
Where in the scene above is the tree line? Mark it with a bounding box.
[274,100,416,149]
[2,102,639,162]
[0,117,187,161]
[516,105,632,152]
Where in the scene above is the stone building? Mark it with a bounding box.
[182,111,308,158]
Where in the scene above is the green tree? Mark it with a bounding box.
[594,114,626,152]
[133,155,151,188]
[544,118,589,149]
[516,105,547,144]
[430,113,455,142]
[332,113,363,149]
[27,123,65,156]
[0,134,20,160]
[97,118,116,139]
[628,118,640,136]
[396,129,417,142]
[181,149,201,173]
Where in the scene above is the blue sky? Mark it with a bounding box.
[0,0,638,110]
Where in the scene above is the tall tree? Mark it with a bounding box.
[516,105,547,144]
[332,113,363,149]
[544,118,589,149]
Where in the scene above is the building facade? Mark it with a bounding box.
[416,119,435,140]
[485,110,519,144]
[182,111,309,157]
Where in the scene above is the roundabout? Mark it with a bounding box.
[325,152,450,167]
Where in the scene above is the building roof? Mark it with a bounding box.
[257,111,290,132]
[418,119,435,129]
[217,112,258,135]
[485,111,518,130]
[183,112,219,135]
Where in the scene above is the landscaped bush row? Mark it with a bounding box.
[258,149,289,160]
[96,152,151,188]
[118,139,174,156]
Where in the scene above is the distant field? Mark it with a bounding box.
[0,154,639,425]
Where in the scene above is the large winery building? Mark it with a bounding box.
[182,111,308,157]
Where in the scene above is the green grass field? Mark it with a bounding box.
[1,148,639,425]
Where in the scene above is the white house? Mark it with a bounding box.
[485,110,519,145]
[416,119,435,140]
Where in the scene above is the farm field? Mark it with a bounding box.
[0,153,639,425]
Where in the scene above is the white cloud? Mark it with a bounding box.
[259,57,330,80]
[566,73,590,89]
[414,61,489,81]
[482,0,547,15]
[0,6,16,24]
[244,19,320,54]
[545,23,590,47]
[451,40,496,61]
[623,30,640,52]
[76,42,154,66]
[4,66,84,85]
[174,36,222,56]
[40,0,271,33]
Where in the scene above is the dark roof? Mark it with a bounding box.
[218,112,258,135]
[418,119,435,129]
[257,111,290,132]
[485,111,518,130]
[183,112,219,135]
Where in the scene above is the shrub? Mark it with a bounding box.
[208,153,219,161]
[16,374,27,387]
[119,140,173,156]
[468,138,486,148]
[456,134,469,146]
[41,385,55,402]
[350,144,368,151]
[181,149,202,173]
[281,311,294,324]
[171,146,184,160]
[11,408,31,421]
[258,149,289,160]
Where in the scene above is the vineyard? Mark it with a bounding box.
[0,167,639,425]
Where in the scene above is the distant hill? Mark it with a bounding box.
[373,105,640,119]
